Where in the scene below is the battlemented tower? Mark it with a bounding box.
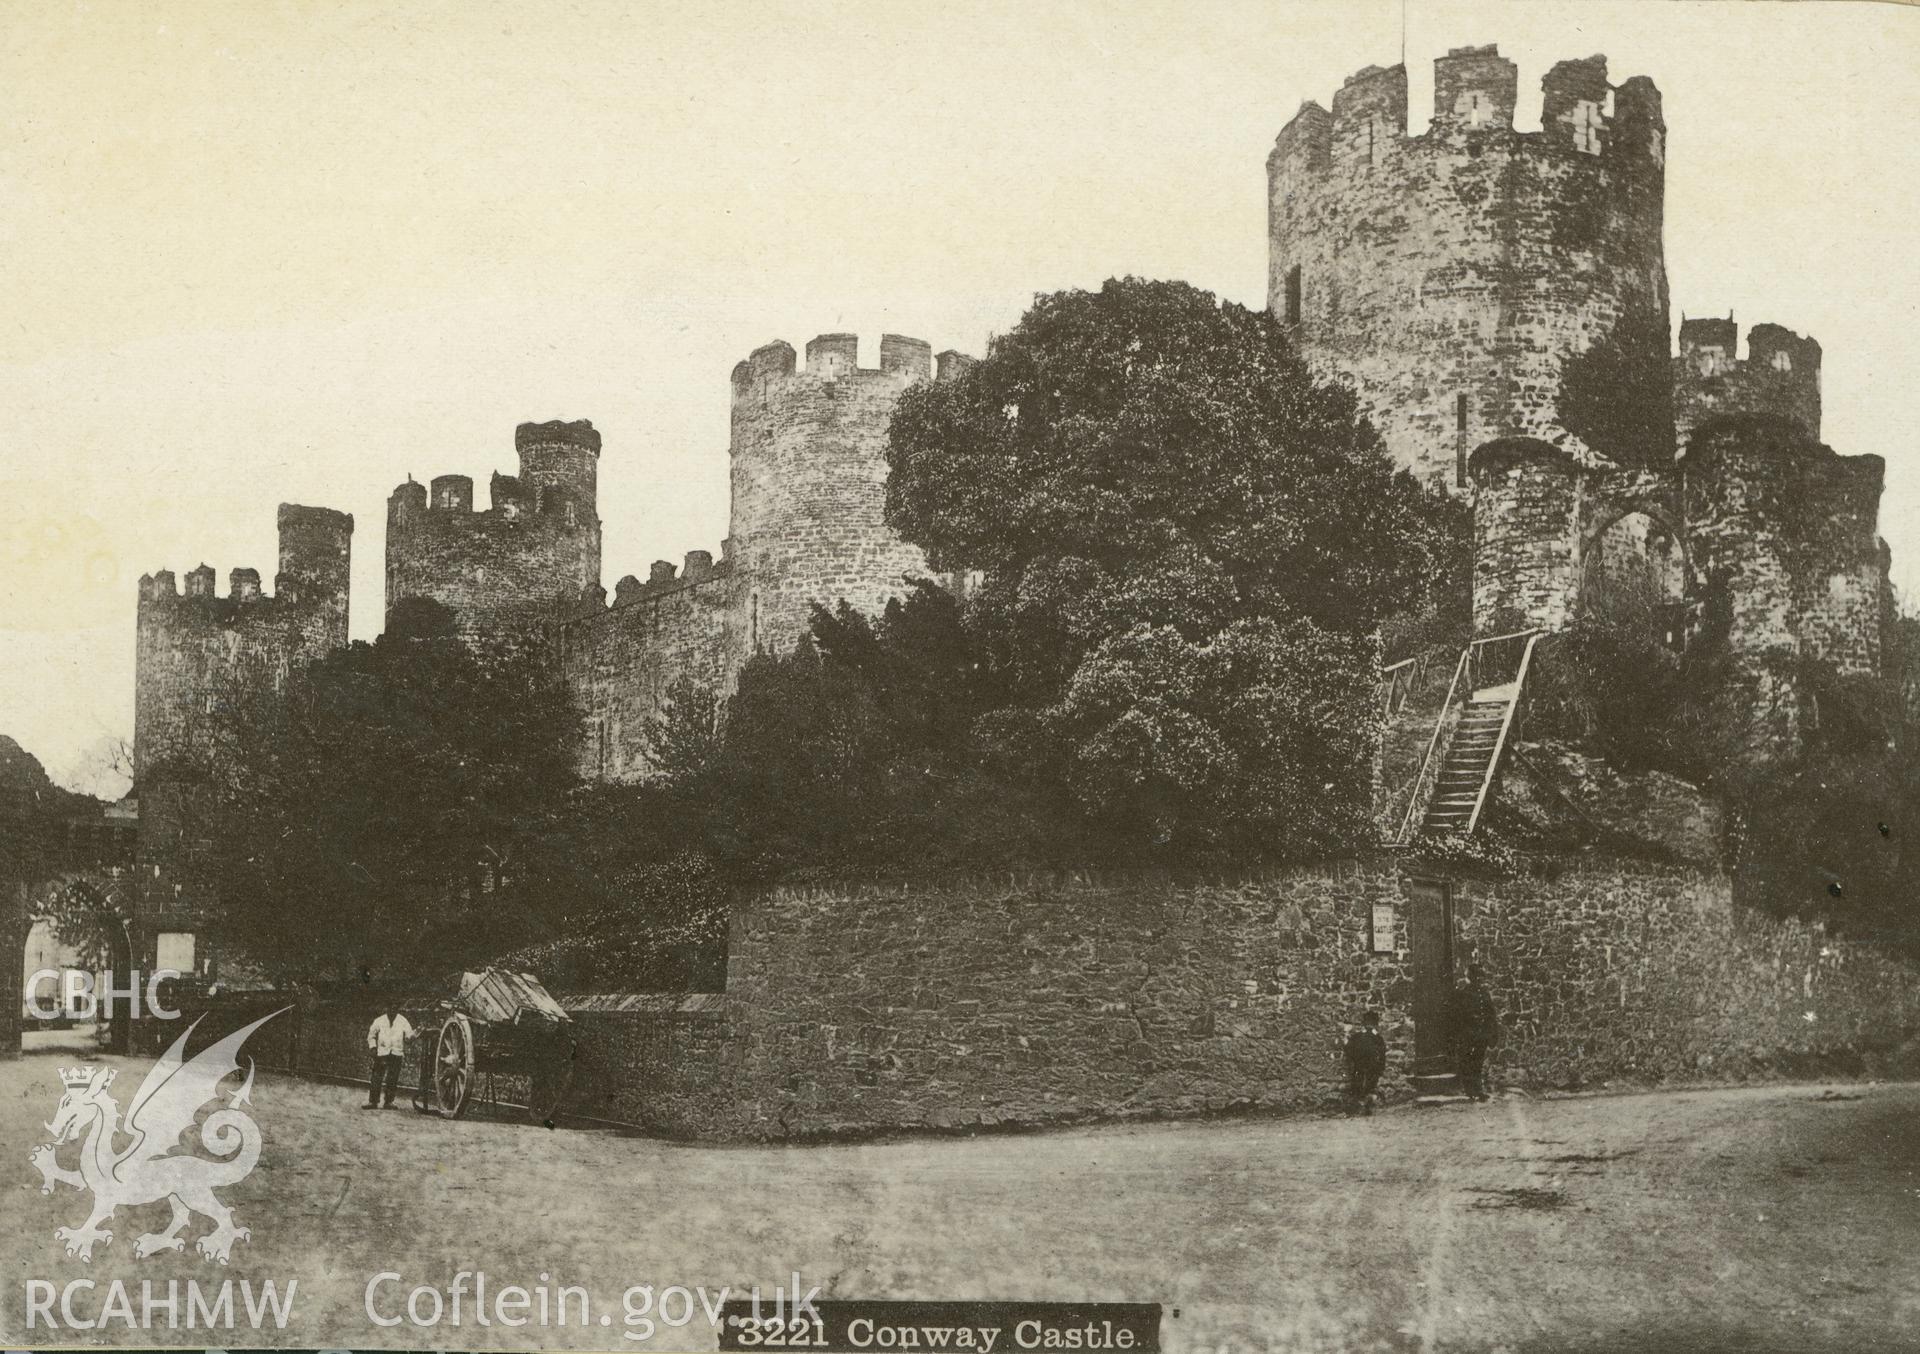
[725,333,954,654]
[386,419,602,644]
[557,332,971,782]
[134,504,353,782]
[1674,318,1822,444]
[1269,47,1669,487]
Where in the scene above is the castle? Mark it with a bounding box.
[135,335,976,789]
[1270,47,1887,739]
[132,44,1889,811]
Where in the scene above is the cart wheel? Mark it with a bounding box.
[432,1014,475,1119]
[525,1043,577,1126]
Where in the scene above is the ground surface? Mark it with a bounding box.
[1,1040,1915,1353]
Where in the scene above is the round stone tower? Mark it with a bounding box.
[515,418,602,589]
[1268,46,1669,488]
[275,503,354,625]
[726,333,942,654]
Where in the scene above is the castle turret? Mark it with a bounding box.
[134,504,353,783]
[726,334,952,653]
[384,421,603,643]
[1269,46,1669,487]
[1468,439,1593,633]
[1675,318,1821,444]
[276,503,353,623]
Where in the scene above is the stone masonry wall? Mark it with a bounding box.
[576,859,1914,1140]
[693,861,1920,1139]
[1469,439,1587,631]
[1684,416,1886,680]
[1269,48,1668,488]
[164,858,1920,1141]
[1451,860,1917,1089]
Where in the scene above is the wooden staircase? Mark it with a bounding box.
[1423,694,1517,833]
[1390,629,1543,843]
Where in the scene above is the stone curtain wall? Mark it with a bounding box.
[1268,48,1668,488]
[558,562,743,783]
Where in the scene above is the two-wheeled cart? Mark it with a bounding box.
[411,968,577,1124]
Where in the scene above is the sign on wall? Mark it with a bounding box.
[1370,902,1396,954]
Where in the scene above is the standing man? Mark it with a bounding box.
[365,1005,414,1109]
[1344,1010,1388,1116]
[1450,964,1501,1103]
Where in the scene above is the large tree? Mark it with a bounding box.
[886,277,1460,853]
[202,600,583,981]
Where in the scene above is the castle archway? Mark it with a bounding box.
[1578,497,1694,649]
[15,873,136,1056]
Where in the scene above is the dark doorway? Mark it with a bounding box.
[1408,878,1455,1074]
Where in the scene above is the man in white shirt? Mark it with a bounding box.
[365,1007,415,1109]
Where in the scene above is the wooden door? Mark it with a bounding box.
[1408,879,1455,1073]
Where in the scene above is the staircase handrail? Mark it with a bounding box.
[1379,645,1447,721]
[1394,644,1470,846]
[1464,629,1544,836]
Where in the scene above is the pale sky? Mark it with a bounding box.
[3,0,1916,794]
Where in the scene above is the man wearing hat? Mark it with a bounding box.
[1450,963,1501,1102]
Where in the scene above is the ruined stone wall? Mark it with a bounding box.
[1269,47,1668,488]
[133,505,352,782]
[385,421,601,644]
[558,555,745,783]
[726,335,942,655]
[1675,319,1822,444]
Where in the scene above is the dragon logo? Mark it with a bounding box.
[28,1008,287,1265]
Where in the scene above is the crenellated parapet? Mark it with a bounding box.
[728,332,937,409]
[134,504,353,783]
[567,546,736,619]
[1269,46,1669,486]
[1675,318,1822,443]
[385,420,604,641]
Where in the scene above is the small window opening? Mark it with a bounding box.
[1284,265,1303,325]
[1572,100,1604,155]
[1455,393,1470,487]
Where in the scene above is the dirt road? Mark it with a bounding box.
[4,1043,1915,1352]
